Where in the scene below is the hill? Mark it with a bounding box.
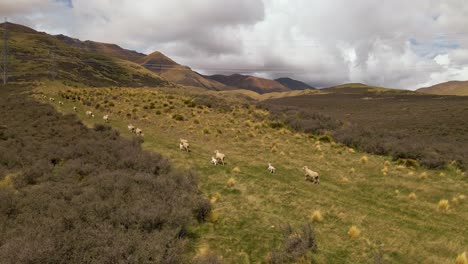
[35,84,468,263]
[139,52,227,90]
[417,80,468,96]
[54,34,145,62]
[275,77,315,90]
[206,74,290,94]
[1,22,168,87]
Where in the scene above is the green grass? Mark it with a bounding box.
[36,85,468,263]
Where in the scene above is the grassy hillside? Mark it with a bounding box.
[36,84,467,263]
[54,34,146,62]
[1,22,168,87]
[261,90,468,170]
[138,51,227,90]
[0,86,208,263]
[418,81,468,96]
[275,77,315,90]
[206,74,290,94]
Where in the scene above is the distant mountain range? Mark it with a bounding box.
[417,81,468,96]
[2,22,466,95]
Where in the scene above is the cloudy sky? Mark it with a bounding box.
[1,0,468,89]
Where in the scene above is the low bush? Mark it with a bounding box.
[0,88,207,263]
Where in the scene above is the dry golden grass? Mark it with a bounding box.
[340,177,350,184]
[419,172,428,180]
[396,165,406,171]
[407,171,415,177]
[210,192,222,204]
[208,211,219,223]
[439,172,446,177]
[232,167,241,174]
[348,148,355,153]
[456,252,467,264]
[438,199,450,212]
[226,178,236,188]
[408,192,417,200]
[348,226,361,239]
[384,160,391,167]
[310,210,324,222]
[360,155,368,164]
[348,167,356,174]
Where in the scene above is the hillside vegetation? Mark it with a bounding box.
[261,89,468,169]
[1,22,168,87]
[36,84,468,263]
[418,80,468,96]
[0,86,209,263]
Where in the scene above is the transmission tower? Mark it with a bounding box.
[0,18,7,85]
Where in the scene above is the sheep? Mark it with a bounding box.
[267,163,276,174]
[303,166,320,184]
[211,156,218,166]
[179,141,190,152]
[128,124,135,133]
[180,138,189,144]
[58,101,64,105]
[49,97,55,102]
[73,106,77,112]
[85,110,94,117]
[135,128,144,136]
[214,150,225,165]
[103,114,109,123]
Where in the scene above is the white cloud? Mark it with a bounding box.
[1,0,468,89]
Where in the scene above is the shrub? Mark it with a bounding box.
[360,156,368,164]
[232,167,240,174]
[0,90,204,263]
[267,224,318,264]
[172,114,185,121]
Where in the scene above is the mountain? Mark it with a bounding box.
[54,34,145,62]
[205,74,290,94]
[138,52,227,90]
[417,81,468,96]
[275,77,315,90]
[2,22,168,87]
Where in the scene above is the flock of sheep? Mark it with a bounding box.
[46,95,320,184]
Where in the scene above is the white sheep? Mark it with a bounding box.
[103,114,109,123]
[268,163,276,174]
[73,106,77,112]
[49,97,55,102]
[214,150,225,165]
[211,156,218,166]
[85,110,94,117]
[58,101,64,105]
[128,124,135,133]
[135,128,144,136]
[303,166,320,184]
[179,141,190,152]
[180,138,189,144]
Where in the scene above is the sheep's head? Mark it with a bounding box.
[214,150,219,153]
[303,166,308,170]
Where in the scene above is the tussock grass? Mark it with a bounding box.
[408,192,417,200]
[348,226,361,239]
[360,155,369,164]
[226,178,236,188]
[310,210,324,222]
[437,199,450,212]
[456,252,467,264]
[232,167,241,174]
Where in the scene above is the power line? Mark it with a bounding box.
[1,18,7,85]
